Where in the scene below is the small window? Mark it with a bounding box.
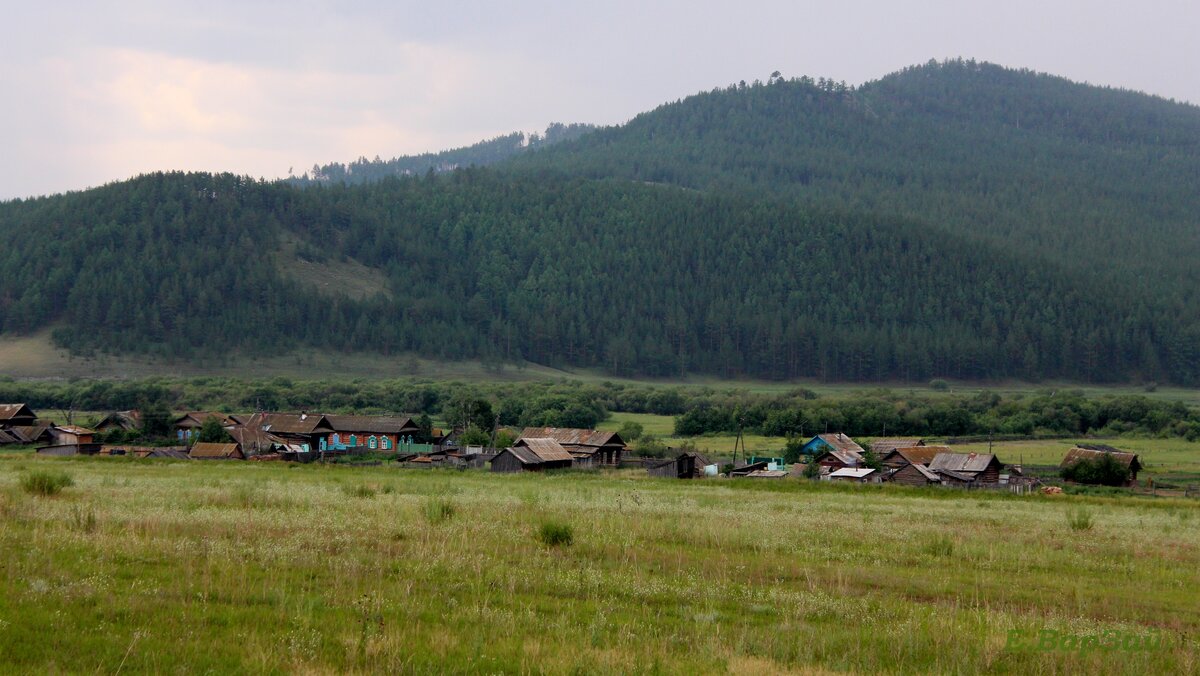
[349,434,357,447]
[369,436,378,449]
[381,437,391,450]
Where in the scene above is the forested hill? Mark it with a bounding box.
[513,60,1200,289]
[294,123,596,185]
[1,59,1198,384]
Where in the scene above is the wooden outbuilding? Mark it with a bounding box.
[50,425,95,446]
[646,452,711,479]
[0,404,39,429]
[928,452,1003,484]
[889,462,942,487]
[491,437,574,473]
[94,410,142,433]
[519,427,626,466]
[829,467,878,483]
[1060,446,1142,486]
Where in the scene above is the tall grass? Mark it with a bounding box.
[19,470,73,496]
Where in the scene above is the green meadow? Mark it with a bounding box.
[1,455,1198,674]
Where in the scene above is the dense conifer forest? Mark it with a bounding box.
[0,60,1198,383]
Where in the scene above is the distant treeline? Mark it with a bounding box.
[3,378,1197,442]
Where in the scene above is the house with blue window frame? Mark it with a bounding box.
[323,415,421,452]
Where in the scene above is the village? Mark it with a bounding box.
[0,402,1145,493]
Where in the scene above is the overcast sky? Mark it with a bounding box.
[2,1,1197,200]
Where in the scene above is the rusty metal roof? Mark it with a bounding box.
[928,452,998,473]
[54,425,94,435]
[884,445,951,466]
[910,463,941,482]
[519,427,624,449]
[0,404,36,421]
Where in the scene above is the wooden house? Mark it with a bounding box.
[889,462,942,487]
[94,410,142,434]
[802,433,865,468]
[1060,446,1142,486]
[491,437,574,473]
[519,427,626,466]
[646,452,711,479]
[188,442,244,460]
[323,415,420,452]
[0,404,39,429]
[880,445,951,469]
[928,452,1003,484]
[0,424,51,446]
[247,412,333,453]
[173,412,236,443]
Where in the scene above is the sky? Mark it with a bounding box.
[2,0,1197,200]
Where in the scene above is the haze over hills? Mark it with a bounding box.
[0,59,1198,384]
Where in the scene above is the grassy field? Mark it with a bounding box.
[1,454,1197,673]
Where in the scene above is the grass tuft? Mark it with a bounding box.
[423,497,456,524]
[1067,507,1095,531]
[343,484,377,499]
[20,470,74,496]
[537,520,574,547]
[923,534,955,557]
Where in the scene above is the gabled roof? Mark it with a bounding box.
[6,425,52,443]
[928,452,998,473]
[830,467,876,479]
[255,413,332,435]
[871,438,925,453]
[519,427,625,449]
[513,437,574,463]
[96,410,142,429]
[189,442,241,459]
[815,447,864,467]
[808,433,866,455]
[1061,447,1141,470]
[883,445,951,466]
[174,412,234,428]
[324,415,418,435]
[53,425,94,435]
[907,463,941,482]
[745,469,789,478]
[0,404,36,421]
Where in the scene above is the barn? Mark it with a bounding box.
[889,462,942,487]
[646,452,711,479]
[1060,446,1142,486]
[518,428,626,466]
[928,452,1004,484]
[491,438,574,473]
[189,442,245,460]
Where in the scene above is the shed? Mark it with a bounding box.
[829,467,877,482]
[646,452,711,479]
[189,442,244,460]
[50,425,95,446]
[889,462,941,487]
[1060,446,1142,485]
[729,460,770,477]
[94,410,142,433]
[744,469,789,479]
[519,427,626,465]
[491,437,574,473]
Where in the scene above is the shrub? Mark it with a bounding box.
[21,470,74,496]
[617,421,644,442]
[1060,454,1130,486]
[423,497,456,524]
[537,520,574,547]
[929,379,950,392]
[1067,508,1095,531]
